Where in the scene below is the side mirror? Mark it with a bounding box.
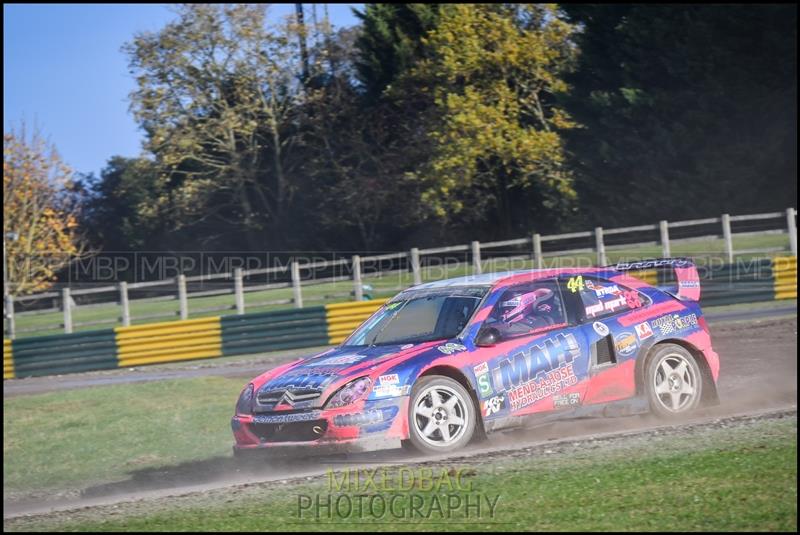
[476,327,501,347]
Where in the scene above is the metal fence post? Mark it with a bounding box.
[532,233,543,269]
[471,241,482,275]
[352,255,363,301]
[787,207,797,256]
[410,248,422,286]
[721,213,734,263]
[178,274,189,320]
[660,220,671,257]
[4,293,14,339]
[119,281,130,327]
[62,287,73,334]
[595,227,607,266]
[234,268,245,314]
[291,261,303,308]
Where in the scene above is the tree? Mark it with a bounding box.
[124,4,310,248]
[3,130,87,296]
[82,156,163,251]
[563,4,797,225]
[353,3,440,101]
[408,4,579,235]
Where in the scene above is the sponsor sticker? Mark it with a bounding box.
[592,321,610,337]
[635,322,654,340]
[614,332,638,356]
[483,395,505,417]
[252,411,322,424]
[437,343,467,355]
[474,362,493,397]
[309,354,366,366]
[379,374,399,385]
[651,313,698,336]
[553,392,581,408]
[372,384,410,398]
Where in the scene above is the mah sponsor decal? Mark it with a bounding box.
[507,361,578,412]
[309,354,366,366]
[490,332,581,392]
[379,374,399,385]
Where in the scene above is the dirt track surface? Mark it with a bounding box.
[3,314,797,519]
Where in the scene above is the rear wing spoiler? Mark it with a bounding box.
[610,258,700,301]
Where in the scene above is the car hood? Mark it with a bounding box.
[251,341,442,409]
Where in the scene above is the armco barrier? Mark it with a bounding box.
[115,317,222,367]
[3,260,796,379]
[325,299,388,345]
[221,307,328,356]
[773,256,797,300]
[4,338,13,379]
[10,328,117,378]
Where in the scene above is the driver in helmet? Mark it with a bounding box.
[494,287,556,336]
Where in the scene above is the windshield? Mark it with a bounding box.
[343,286,489,347]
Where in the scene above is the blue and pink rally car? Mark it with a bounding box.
[232,258,719,456]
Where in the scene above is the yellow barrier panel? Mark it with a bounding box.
[3,338,13,379]
[115,316,222,368]
[325,298,387,345]
[773,256,797,300]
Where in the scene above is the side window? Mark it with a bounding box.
[484,280,567,339]
[564,275,649,321]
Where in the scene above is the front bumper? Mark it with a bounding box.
[231,396,409,453]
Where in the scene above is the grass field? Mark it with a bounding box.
[8,233,793,338]
[3,376,244,498]
[5,416,796,531]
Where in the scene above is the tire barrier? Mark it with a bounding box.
[221,307,329,356]
[9,328,118,378]
[773,256,797,300]
[4,339,13,379]
[3,259,796,379]
[325,299,388,345]
[115,316,222,367]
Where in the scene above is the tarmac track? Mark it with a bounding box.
[2,308,797,519]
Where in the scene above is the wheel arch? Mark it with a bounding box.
[418,365,487,438]
[635,338,719,406]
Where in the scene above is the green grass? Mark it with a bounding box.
[5,417,796,531]
[9,233,793,338]
[3,376,244,497]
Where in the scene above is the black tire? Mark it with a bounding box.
[644,343,704,418]
[405,375,476,455]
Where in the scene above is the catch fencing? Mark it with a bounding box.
[3,207,797,340]
[2,258,795,379]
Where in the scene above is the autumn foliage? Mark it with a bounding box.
[3,131,86,295]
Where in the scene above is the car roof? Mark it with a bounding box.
[411,267,611,290]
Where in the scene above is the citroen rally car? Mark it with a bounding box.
[232,258,719,456]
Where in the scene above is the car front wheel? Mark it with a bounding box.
[405,375,476,455]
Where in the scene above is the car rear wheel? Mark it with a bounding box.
[645,343,703,418]
[404,375,476,455]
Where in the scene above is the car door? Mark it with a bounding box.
[477,279,592,419]
[559,274,651,406]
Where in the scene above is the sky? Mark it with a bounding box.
[3,3,362,179]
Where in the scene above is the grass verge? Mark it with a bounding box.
[3,376,243,498]
[4,415,796,531]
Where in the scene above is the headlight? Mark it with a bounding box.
[236,384,254,415]
[325,377,372,409]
